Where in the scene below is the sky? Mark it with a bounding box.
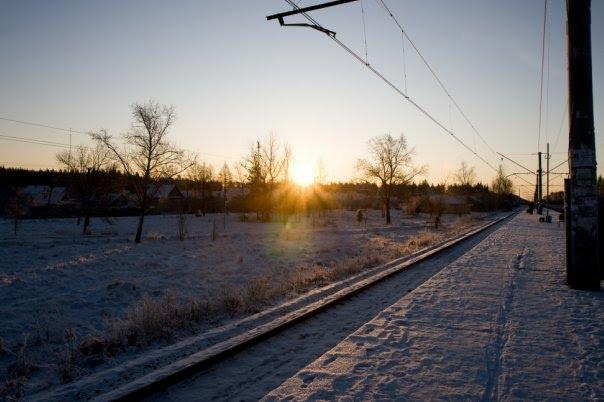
[0,0,602,199]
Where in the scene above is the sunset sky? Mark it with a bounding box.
[1,0,602,198]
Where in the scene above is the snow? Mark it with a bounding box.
[0,209,485,396]
[264,212,603,400]
[147,217,504,402]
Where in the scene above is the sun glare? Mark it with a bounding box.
[292,164,314,186]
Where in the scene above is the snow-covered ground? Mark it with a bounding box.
[264,212,603,400]
[0,209,486,396]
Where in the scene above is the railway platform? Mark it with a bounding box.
[265,212,603,400]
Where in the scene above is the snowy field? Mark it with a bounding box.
[264,212,603,401]
[0,209,489,396]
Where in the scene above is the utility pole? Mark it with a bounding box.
[545,143,552,222]
[68,128,73,166]
[537,151,543,214]
[566,0,599,290]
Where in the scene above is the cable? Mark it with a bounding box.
[552,103,567,153]
[537,0,548,153]
[0,133,72,149]
[282,0,498,172]
[360,0,369,63]
[544,0,551,145]
[0,116,90,136]
[400,30,408,93]
[373,0,498,158]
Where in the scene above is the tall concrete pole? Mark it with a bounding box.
[546,143,551,221]
[566,0,599,290]
[538,151,543,214]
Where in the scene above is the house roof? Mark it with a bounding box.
[18,185,68,206]
[147,184,183,199]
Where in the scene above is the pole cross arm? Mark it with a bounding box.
[277,17,336,36]
[266,0,359,37]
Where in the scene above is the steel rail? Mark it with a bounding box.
[84,210,518,401]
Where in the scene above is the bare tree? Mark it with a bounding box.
[262,134,286,192]
[282,145,292,184]
[56,142,111,234]
[188,162,214,216]
[240,135,289,220]
[92,101,194,243]
[5,197,26,235]
[454,161,477,187]
[232,163,246,195]
[491,165,514,195]
[357,133,425,224]
[314,158,327,185]
[218,162,232,212]
[218,162,232,229]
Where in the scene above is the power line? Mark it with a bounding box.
[281,0,498,172]
[0,116,90,136]
[373,0,498,158]
[537,0,548,152]
[552,103,567,153]
[0,133,72,149]
[359,0,369,63]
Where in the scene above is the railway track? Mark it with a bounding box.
[33,211,517,402]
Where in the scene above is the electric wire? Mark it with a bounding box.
[537,0,548,152]
[0,116,90,136]
[400,30,408,93]
[360,0,369,63]
[373,0,498,158]
[552,103,567,153]
[0,133,72,149]
[283,0,498,172]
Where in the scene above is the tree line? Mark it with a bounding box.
[2,100,519,242]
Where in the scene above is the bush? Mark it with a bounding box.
[355,209,364,225]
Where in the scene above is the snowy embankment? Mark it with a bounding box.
[0,209,489,396]
[265,212,603,401]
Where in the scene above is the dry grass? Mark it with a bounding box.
[70,228,451,380]
[451,215,478,232]
[401,231,444,253]
[1,334,29,400]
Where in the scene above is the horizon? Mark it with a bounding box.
[1,0,602,199]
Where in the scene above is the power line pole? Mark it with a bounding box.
[68,128,73,166]
[566,0,599,290]
[545,143,552,222]
[537,151,543,214]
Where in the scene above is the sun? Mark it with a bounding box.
[292,163,314,186]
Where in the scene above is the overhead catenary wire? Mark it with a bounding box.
[537,0,548,153]
[552,103,567,153]
[360,0,369,63]
[544,0,551,145]
[282,0,498,172]
[400,29,408,93]
[373,0,497,158]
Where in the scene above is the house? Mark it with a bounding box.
[427,194,470,213]
[18,185,70,207]
[147,184,184,211]
[97,190,137,209]
[147,184,183,202]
